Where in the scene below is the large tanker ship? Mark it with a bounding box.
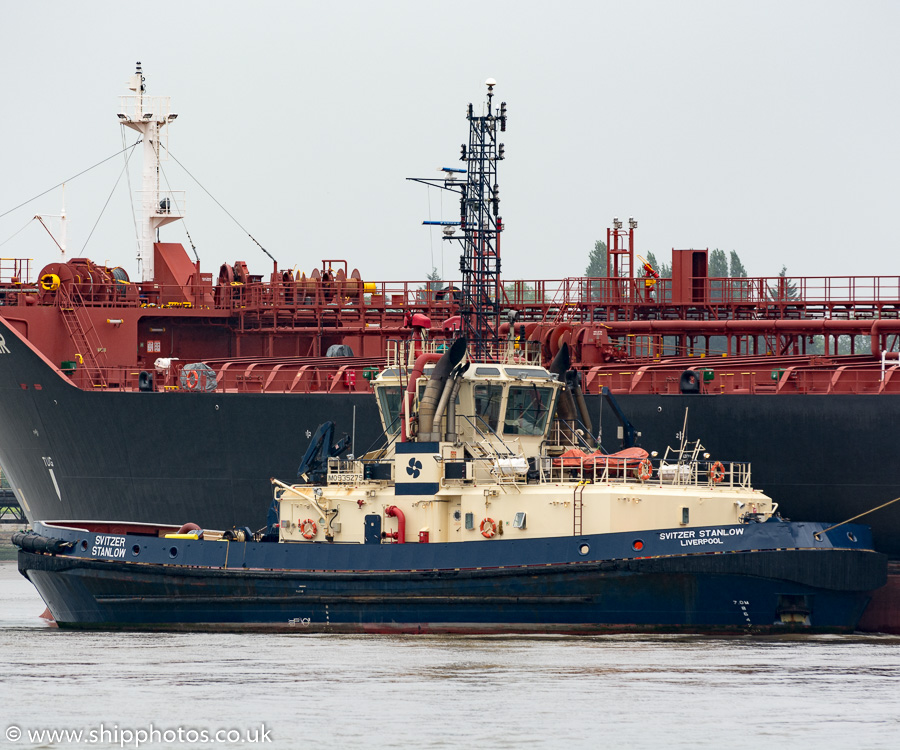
[2,67,900,557]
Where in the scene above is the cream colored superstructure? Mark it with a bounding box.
[277,353,774,545]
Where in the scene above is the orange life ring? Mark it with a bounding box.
[300,519,318,539]
[636,458,653,481]
[709,461,725,484]
[186,369,199,389]
[480,517,497,539]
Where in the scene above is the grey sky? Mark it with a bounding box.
[1,1,897,285]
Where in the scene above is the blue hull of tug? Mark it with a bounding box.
[15,520,887,633]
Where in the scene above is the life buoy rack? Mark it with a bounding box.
[709,461,726,484]
[186,369,199,389]
[636,458,653,481]
[480,517,497,539]
[300,519,318,539]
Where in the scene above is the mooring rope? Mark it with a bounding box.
[814,495,900,540]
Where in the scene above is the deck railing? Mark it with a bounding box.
[6,270,900,314]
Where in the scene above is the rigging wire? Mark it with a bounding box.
[159,161,199,262]
[79,140,140,255]
[120,126,141,258]
[0,139,142,222]
[427,184,433,275]
[160,143,275,264]
[0,217,36,249]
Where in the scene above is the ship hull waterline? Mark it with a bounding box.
[16,522,886,634]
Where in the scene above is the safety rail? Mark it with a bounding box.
[584,359,900,396]
[59,361,380,394]
[55,353,900,396]
[538,455,753,489]
[0,258,32,284]
[330,454,753,490]
[6,273,900,313]
[385,338,543,369]
[118,94,173,121]
[138,190,186,218]
[326,458,365,485]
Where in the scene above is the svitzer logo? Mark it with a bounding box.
[0,333,9,354]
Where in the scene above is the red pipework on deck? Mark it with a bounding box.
[384,505,406,544]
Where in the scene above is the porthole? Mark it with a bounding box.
[80,540,88,551]
[632,539,644,552]
[578,543,590,556]
[131,545,141,557]
[169,546,178,559]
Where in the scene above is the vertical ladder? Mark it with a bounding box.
[573,481,585,535]
[57,288,108,388]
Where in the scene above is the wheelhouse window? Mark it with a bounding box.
[375,385,403,436]
[473,384,503,432]
[503,385,553,436]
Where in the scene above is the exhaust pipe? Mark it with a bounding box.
[418,338,467,442]
[549,343,578,443]
[444,362,469,442]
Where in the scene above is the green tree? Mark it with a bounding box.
[586,240,608,277]
[771,265,798,300]
[419,266,443,301]
[708,249,728,302]
[729,251,747,278]
[708,249,729,278]
[503,281,542,303]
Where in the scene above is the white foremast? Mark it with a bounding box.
[118,62,185,282]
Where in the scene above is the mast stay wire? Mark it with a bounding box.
[160,143,276,265]
[159,161,199,263]
[0,139,143,222]
[427,184,433,275]
[80,140,140,255]
[0,217,36,249]
[120,126,141,258]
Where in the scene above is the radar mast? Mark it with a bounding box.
[410,78,507,360]
[117,62,184,282]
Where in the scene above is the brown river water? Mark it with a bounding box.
[0,560,898,749]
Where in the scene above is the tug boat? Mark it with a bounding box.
[13,339,887,633]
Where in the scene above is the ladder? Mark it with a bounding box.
[57,288,108,388]
[573,481,586,535]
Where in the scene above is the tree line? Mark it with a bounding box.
[585,241,756,280]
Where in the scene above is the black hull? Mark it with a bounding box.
[2,315,900,556]
[17,533,884,633]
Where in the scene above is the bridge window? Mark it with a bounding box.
[473,384,503,431]
[375,385,403,436]
[504,385,553,436]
